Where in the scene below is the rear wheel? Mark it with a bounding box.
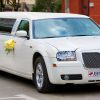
[34,56,52,93]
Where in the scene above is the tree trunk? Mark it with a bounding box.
[0,0,4,11]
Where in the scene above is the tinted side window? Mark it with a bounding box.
[17,20,29,34]
[0,18,16,34]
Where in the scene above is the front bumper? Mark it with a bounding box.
[45,59,100,84]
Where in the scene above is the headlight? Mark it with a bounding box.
[56,51,77,61]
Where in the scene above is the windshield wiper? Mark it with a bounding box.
[36,35,93,39]
[37,36,66,39]
[71,35,92,36]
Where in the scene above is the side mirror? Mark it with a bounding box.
[16,30,29,39]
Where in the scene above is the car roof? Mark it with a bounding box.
[0,12,89,20]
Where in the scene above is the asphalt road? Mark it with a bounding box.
[1,71,100,100]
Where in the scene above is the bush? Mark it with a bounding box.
[32,0,62,12]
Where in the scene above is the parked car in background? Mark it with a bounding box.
[0,12,100,93]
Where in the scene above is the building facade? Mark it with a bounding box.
[2,0,35,11]
[19,0,35,11]
[62,0,100,24]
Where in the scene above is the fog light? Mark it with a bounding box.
[61,75,69,80]
[64,75,69,80]
[61,74,82,80]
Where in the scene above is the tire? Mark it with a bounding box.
[34,56,52,93]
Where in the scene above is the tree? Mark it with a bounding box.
[32,0,62,12]
[0,0,5,11]
[54,0,62,12]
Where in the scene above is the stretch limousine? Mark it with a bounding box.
[0,12,100,93]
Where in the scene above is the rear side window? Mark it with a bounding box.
[0,18,16,34]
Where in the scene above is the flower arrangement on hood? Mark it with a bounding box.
[5,39,16,54]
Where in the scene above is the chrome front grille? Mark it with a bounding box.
[82,52,100,68]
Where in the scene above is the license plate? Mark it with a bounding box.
[88,71,100,77]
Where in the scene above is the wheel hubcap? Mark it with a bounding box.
[36,63,44,89]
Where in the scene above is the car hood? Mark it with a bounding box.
[42,36,100,51]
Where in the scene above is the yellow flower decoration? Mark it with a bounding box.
[5,39,16,54]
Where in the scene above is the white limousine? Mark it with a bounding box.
[0,12,100,92]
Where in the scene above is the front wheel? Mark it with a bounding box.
[34,57,52,93]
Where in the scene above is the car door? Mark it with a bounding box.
[11,19,33,78]
[0,18,16,70]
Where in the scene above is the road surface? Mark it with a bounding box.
[0,71,100,100]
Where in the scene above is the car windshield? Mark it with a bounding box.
[33,18,100,38]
